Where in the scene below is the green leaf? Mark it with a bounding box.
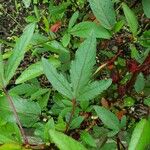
[38,91,50,109]
[129,119,150,150]
[0,50,5,88]
[42,58,73,99]
[122,3,138,35]
[0,96,41,127]
[142,0,150,18]
[140,30,150,47]
[9,83,38,96]
[70,116,84,129]
[89,0,116,29]
[0,122,22,144]
[16,57,60,84]
[144,97,150,106]
[134,73,145,93]
[113,20,125,33]
[80,131,97,147]
[68,11,79,29]
[124,97,135,107]
[0,143,22,150]
[44,41,70,63]
[4,23,35,85]
[61,33,71,47]
[100,143,117,150]
[70,34,96,98]
[78,79,112,101]
[44,118,55,142]
[30,88,49,100]
[69,21,111,39]
[22,0,31,8]
[94,106,120,131]
[55,116,66,132]
[49,130,87,150]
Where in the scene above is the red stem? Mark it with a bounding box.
[65,99,76,133]
[2,88,29,145]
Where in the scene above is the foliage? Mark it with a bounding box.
[0,0,150,149]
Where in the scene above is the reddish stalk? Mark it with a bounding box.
[65,99,76,133]
[2,88,29,145]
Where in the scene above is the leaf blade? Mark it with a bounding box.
[5,23,35,85]
[49,130,87,150]
[89,0,116,29]
[94,106,120,131]
[42,58,73,99]
[16,58,60,84]
[129,119,150,150]
[142,0,150,18]
[70,35,96,98]
[78,79,112,101]
[69,21,111,39]
[0,96,41,127]
[122,3,138,35]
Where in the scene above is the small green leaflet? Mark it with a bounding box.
[122,3,138,36]
[68,11,79,29]
[22,0,31,8]
[144,97,150,106]
[30,88,49,100]
[42,58,73,99]
[134,73,145,93]
[4,23,35,85]
[16,58,60,84]
[70,116,84,129]
[49,130,87,150]
[142,0,150,18]
[80,131,97,148]
[89,0,116,29]
[44,40,70,63]
[69,21,111,39]
[129,119,150,150]
[61,33,71,47]
[78,79,112,101]
[70,34,96,98]
[94,106,120,131]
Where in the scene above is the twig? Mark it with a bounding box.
[65,99,76,133]
[2,88,29,145]
[116,136,121,150]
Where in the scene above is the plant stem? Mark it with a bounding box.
[116,136,121,150]
[2,88,29,145]
[65,99,76,133]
